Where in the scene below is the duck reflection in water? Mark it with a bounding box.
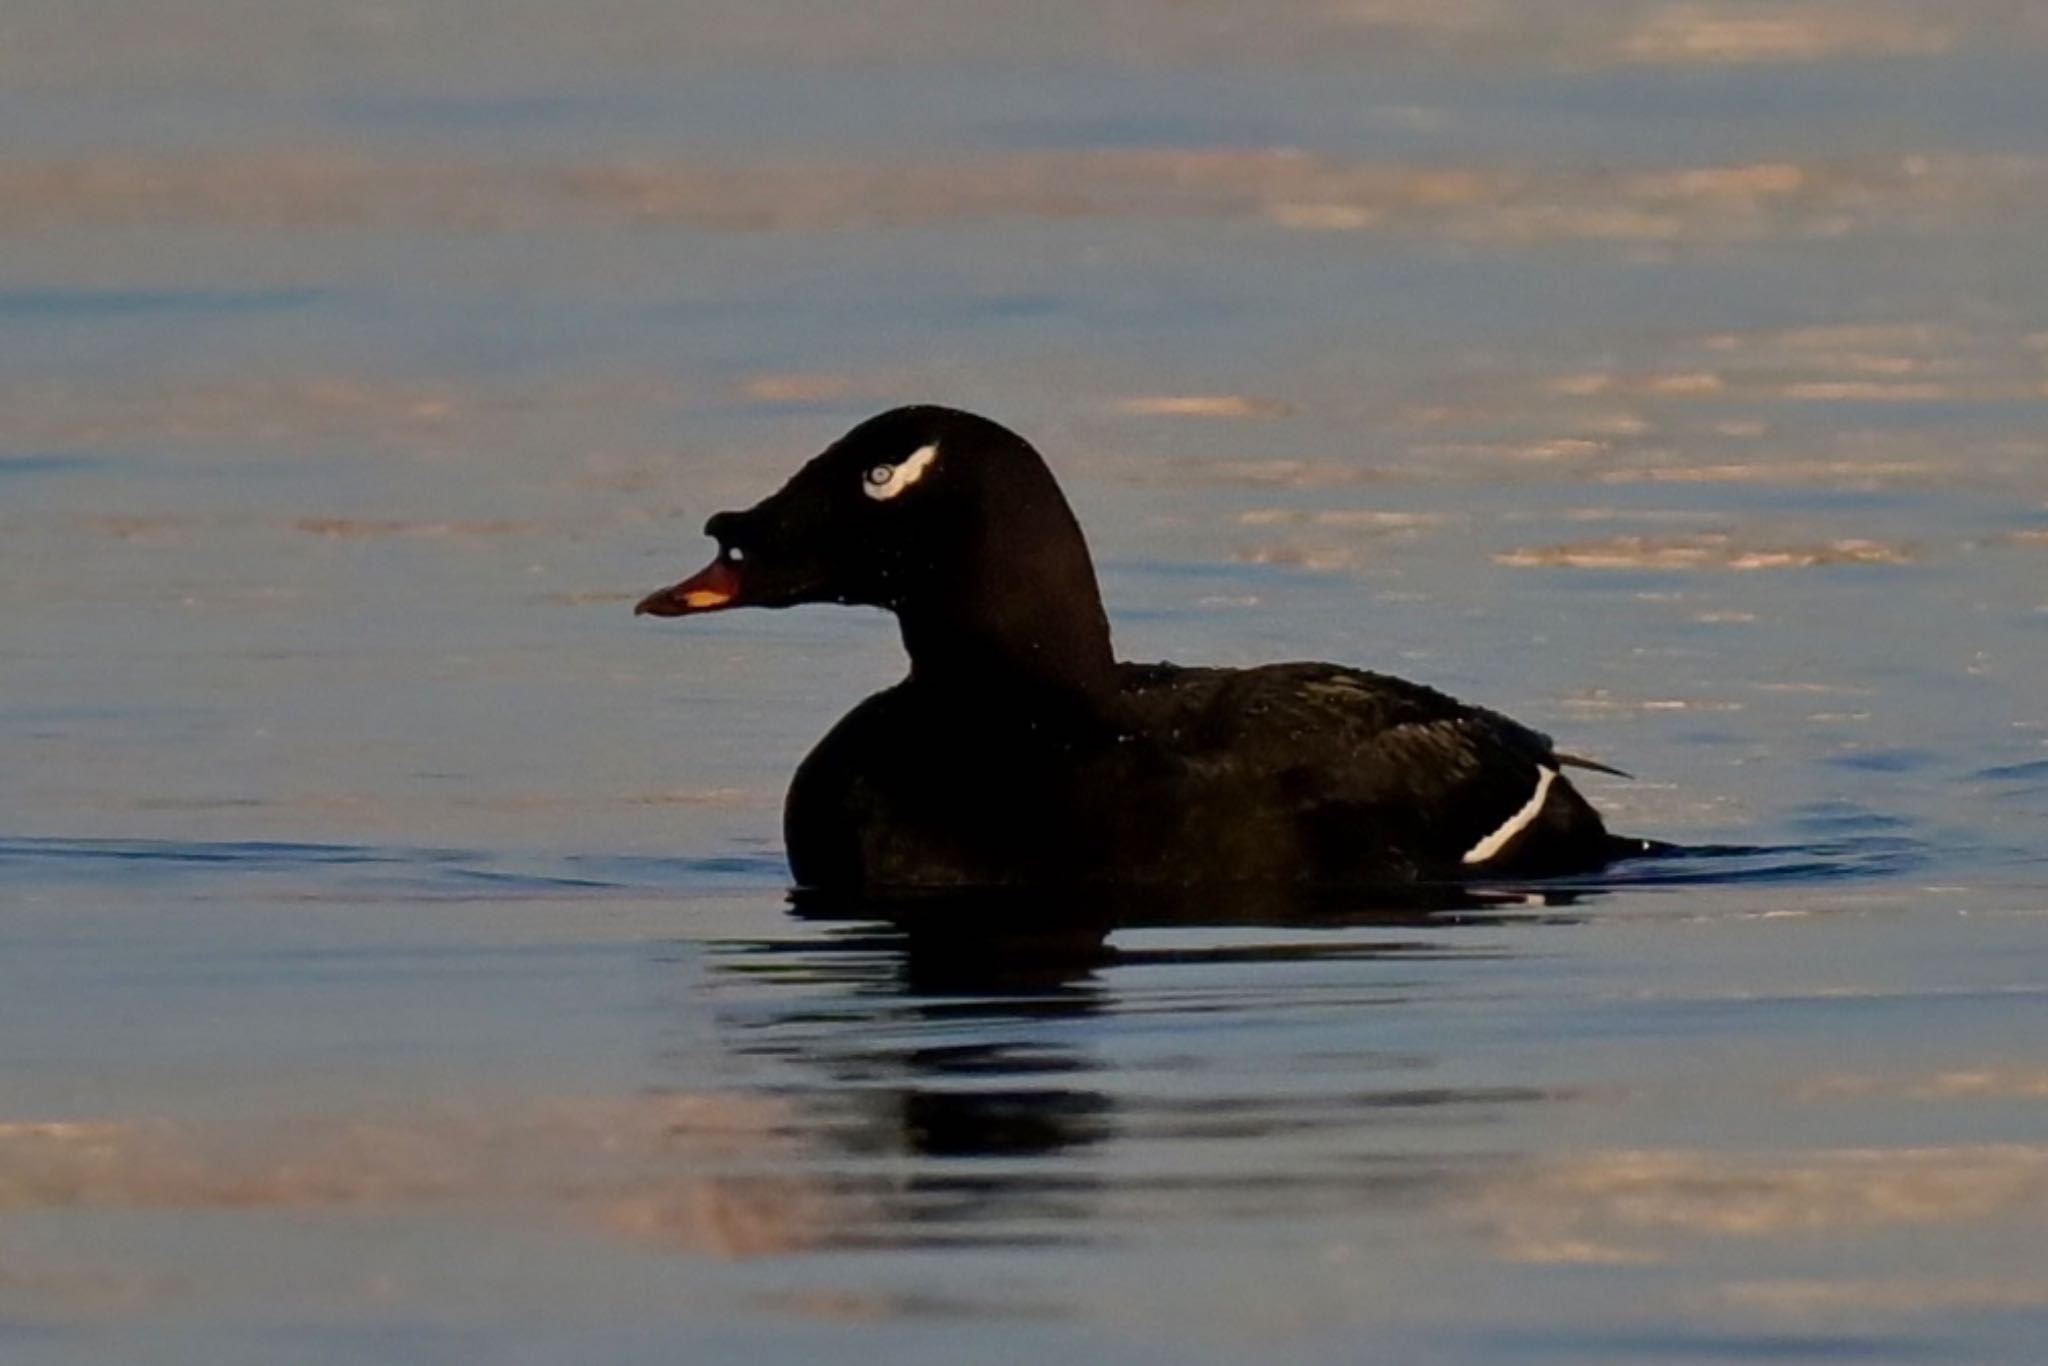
[701,884,1591,1245]
[785,881,1574,998]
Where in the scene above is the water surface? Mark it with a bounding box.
[3,2,2046,1361]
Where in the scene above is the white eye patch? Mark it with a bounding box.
[861,443,939,501]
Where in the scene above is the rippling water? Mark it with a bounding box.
[4,2,2047,1361]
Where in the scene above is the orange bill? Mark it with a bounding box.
[634,557,743,617]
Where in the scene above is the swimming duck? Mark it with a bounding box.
[637,405,1652,890]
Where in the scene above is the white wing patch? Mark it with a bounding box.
[862,443,940,501]
[1462,765,1556,865]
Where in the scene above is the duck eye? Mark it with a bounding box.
[861,442,941,502]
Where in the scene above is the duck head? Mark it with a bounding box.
[637,406,1117,694]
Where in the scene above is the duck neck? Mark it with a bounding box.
[896,559,1117,703]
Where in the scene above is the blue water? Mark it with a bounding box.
[3,0,2047,1361]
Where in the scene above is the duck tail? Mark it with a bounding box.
[1556,750,1633,780]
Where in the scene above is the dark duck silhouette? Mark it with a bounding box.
[637,406,1656,890]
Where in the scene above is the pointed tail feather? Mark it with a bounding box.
[1557,750,1633,780]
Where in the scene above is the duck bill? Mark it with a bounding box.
[635,557,744,617]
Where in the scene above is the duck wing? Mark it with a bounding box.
[1115,661,1614,876]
